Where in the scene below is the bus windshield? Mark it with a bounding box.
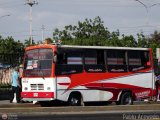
[23,48,53,77]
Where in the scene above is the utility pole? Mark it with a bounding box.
[41,25,45,41]
[25,0,38,45]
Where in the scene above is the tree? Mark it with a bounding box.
[44,38,53,44]
[0,36,24,54]
[53,16,110,46]
[52,16,160,59]
[147,31,160,58]
[0,36,24,66]
[120,35,137,47]
[24,37,36,47]
[106,31,122,46]
[137,33,148,48]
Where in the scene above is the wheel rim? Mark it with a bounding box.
[123,93,132,105]
[71,97,78,105]
[124,97,132,105]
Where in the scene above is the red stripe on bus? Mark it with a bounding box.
[65,68,153,90]
[58,83,70,85]
[85,83,143,89]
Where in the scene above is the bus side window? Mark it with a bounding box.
[55,48,83,75]
[56,53,67,64]
[106,50,127,73]
[128,51,150,72]
[84,49,106,73]
[141,51,150,68]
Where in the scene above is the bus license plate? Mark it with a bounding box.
[33,93,38,97]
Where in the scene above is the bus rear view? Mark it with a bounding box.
[21,45,56,102]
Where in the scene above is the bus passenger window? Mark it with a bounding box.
[56,53,67,64]
[55,48,83,75]
[142,51,150,67]
[67,52,83,65]
[84,50,106,73]
[85,50,97,65]
[128,51,150,72]
[106,50,127,72]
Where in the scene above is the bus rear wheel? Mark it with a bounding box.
[117,92,133,105]
[68,93,84,106]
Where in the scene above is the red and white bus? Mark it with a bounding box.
[21,44,156,106]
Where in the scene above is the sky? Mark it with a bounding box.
[0,0,160,43]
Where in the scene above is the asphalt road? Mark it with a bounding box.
[1,100,160,120]
[1,111,160,120]
[11,113,137,120]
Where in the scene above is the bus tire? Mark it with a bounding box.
[119,92,133,105]
[68,93,84,106]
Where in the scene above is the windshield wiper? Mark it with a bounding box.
[40,70,45,80]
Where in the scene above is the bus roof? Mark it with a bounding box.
[25,44,56,51]
[59,45,150,51]
[25,44,151,51]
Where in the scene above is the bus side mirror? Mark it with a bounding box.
[53,55,57,63]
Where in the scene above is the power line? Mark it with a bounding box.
[0,14,10,19]
[1,24,160,35]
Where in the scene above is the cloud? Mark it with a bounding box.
[1,0,160,41]
[32,10,83,28]
[51,0,136,6]
[34,11,52,21]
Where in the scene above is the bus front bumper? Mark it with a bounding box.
[21,92,54,99]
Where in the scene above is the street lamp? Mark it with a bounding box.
[25,0,38,45]
[135,0,160,25]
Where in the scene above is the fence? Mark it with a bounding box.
[0,53,23,85]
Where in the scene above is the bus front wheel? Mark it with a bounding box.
[68,93,84,106]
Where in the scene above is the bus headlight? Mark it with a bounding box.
[24,87,28,90]
[47,87,51,90]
